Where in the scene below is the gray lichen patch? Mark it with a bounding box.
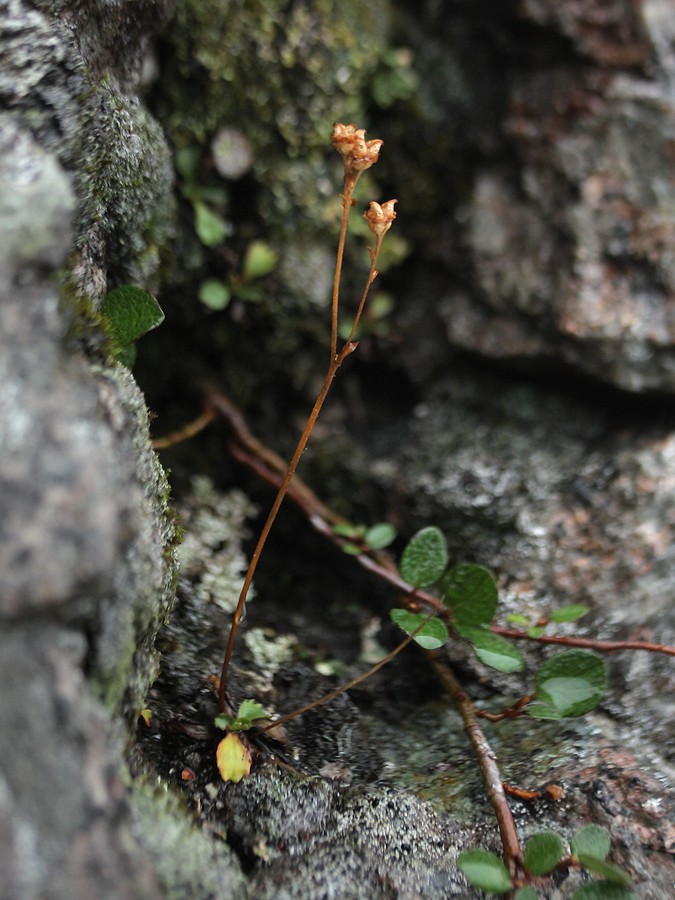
[177,476,257,614]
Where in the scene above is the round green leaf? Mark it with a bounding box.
[577,856,632,886]
[549,604,589,623]
[400,526,448,588]
[459,626,525,673]
[535,651,606,717]
[199,279,231,310]
[458,849,512,894]
[364,522,397,550]
[523,831,565,876]
[101,286,164,347]
[571,825,611,862]
[242,240,278,280]
[440,563,498,626]
[572,883,635,899]
[389,609,448,650]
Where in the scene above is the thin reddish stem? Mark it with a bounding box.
[217,344,357,712]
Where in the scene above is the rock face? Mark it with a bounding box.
[394,0,675,393]
[2,0,675,898]
[0,2,181,897]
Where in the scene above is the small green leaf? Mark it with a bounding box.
[333,523,364,539]
[389,609,448,650]
[577,856,632,886]
[458,849,512,894]
[527,626,547,638]
[523,831,565,875]
[194,201,228,246]
[342,542,364,555]
[236,700,267,723]
[571,882,635,899]
[441,563,498,627]
[101,286,164,348]
[515,888,538,900]
[214,714,235,731]
[507,614,530,627]
[459,626,525,673]
[199,279,231,310]
[400,526,448,588]
[571,825,611,861]
[242,240,278,281]
[535,651,606,717]
[364,523,397,550]
[549,604,589,623]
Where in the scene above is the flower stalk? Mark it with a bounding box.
[218,124,397,712]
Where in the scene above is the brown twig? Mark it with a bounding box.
[152,406,217,449]
[492,625,675,657]
[426,653,523,877]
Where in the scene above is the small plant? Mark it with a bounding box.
[198,239,278,311]
[216,123,397,715]
[458,823,634,897]
[151,124,674,899]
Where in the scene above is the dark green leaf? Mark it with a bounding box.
[175,146,200,181]
[389,609,448,650]
[571,883,635,899]
[577,856,632,886]
[440,563,498,627]
[514,888,538,900]
[459,626,525,673]
[364,523,397,550]
[199,279,231,310]
[194,201,228,246]
[101,286,164,348]
[458,849,512,894]
[549,604,589,623]
[523,831,565,875]
[400,526,448,588]
[534,651,606,717]
[571,825,611,861]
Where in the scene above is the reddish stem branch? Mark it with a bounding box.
[426,653,522,876]
[492,625,675,657]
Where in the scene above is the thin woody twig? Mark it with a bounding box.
[426,653,522,876]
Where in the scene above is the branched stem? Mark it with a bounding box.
[255,613,436,735]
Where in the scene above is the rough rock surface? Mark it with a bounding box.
[0,2,183,897]
[3,0,675,897]
[393,0,675,393]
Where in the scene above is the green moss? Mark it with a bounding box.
[154,0,390,236]
[129,780,247,899]
[78,81,175,300]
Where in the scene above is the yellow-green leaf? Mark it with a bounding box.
[216,733,251,783]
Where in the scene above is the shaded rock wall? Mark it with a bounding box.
[0,2,184,897]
